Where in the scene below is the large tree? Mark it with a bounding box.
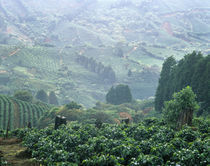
[106,84,132,105]
[36,90,48,103]
[174,51,203,91]
[163,86,199,129]
[14,90,33,102]
[155,52,210,115]
[155,56,176,111]
[49,91,59,105]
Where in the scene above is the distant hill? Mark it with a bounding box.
[0,0,209,106]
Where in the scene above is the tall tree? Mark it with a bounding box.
[175,51,203,91]
[106,84,132,105]
[49,91,59,105]
[36,90,48,103]
[195,56,210,115]
[155,52,209,116]
[163,86,199,129]
[155,56,176,111]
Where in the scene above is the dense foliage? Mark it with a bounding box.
[66,101,82,110]
[106,84,132,105]
[76,54,116,83]
[155,56,176,111]
[155,52,210,116]
[37,99,156,129]
[36,90,49,103]
[49,91,59,105]
[13,90,33,103]
[12,118,209,166]
[163,86,199,129]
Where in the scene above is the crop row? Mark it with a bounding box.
[17,118,209,166]
[20,48,60,72]
[0,95,51,130]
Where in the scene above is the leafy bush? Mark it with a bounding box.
[13,90,33,102]
[9,118,209,165]
[163,86,199,129]
[82,154,122,166]
[65,101,82,110]
[176,126,199,142]
[0,157,7,166]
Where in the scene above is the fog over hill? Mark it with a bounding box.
[0,0,210,107]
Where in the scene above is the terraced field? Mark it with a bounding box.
[0,0,210,107]
[0,95,51,130]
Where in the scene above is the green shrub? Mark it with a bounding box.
[14,90,33,102]
[66,101,82,110]
[163,86,199,129]
[13,118,209,165]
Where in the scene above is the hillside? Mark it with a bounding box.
[0,0,210,106]
[0,94,51,130]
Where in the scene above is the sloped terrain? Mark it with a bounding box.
[0,94,51,130]
[0,0,210,107]
[0,138,38,166]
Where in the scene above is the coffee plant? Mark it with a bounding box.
[11,118,210,166]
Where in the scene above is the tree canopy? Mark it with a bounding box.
[155,52,210,116]
[13,90,33,102]
[155,56,176,111]
[35,89,48,103]
[163,86,199,129]
[106,84,132,105]
[49,91,59,105]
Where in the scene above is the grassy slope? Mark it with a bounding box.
[0,0,210,107]
[0,94,51,130]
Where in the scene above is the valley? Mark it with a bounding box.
[0,0,210,107]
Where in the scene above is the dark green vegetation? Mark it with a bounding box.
[37,99,155,129]
[49,91,59,105]
[106,84,132,105]
[0,94,51,130]
[163,86,199,129]
[11,118,209,165]
[155,52,210,116]
[76,55,116,84]
[0,82,209,165]
[0,0,210,107]
[0,0,210,164]
[13,90,33,103]
[0,156,7,166]
[35,89,49,103]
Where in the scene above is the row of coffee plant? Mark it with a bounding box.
[13,118,209,165]
[0,95,51,130]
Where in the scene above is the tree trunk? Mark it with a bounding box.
[177,109,193,130]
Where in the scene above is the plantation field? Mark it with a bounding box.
[1,0,210,107]
[0,95,51,130]
[9,118,210,165]
[0,43,161,107]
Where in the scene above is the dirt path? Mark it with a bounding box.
[0,138,39,166]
